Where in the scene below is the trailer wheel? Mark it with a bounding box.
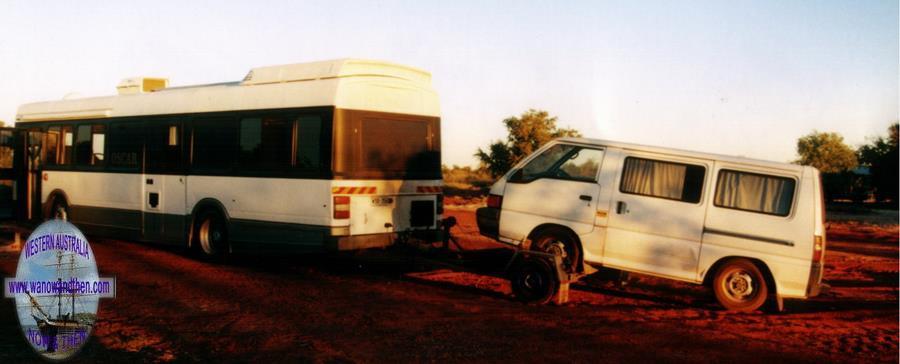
[511,257,559,304]
[713,259,768,312]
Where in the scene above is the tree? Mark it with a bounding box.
[858,122,899,202]
[475,109,580,178]
[795,131,858,173]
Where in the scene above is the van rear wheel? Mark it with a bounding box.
[713,259,768,312]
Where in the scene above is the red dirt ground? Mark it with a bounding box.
[0,208,896,363]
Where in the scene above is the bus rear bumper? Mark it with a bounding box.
[327,229,442,251]
[227,219,441,253]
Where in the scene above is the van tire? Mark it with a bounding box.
[193,209,228,260]
[510,257,558,304]
[531,228,580,274]
[713,259,768,312]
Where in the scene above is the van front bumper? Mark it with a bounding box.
[476,207,500,239]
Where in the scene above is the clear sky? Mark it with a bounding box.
[0,1,896,167]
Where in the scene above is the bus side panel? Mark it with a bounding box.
[42,170,144,236]
[185,176,335,249]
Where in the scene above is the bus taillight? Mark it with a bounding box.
[334,196,350,219]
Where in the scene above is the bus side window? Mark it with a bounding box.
[239,116,292,171]
[60,126,73,165]
[147,123,181,173]
[192,118,238,172]
[91,124,106,166]
[0,129,12,169]
[74,125,92,166]
[295,115,322,172]
[108,121,143,171]
[73,124,105,167]
[44,127,60,166]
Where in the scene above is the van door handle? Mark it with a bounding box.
[579,195,592,202]
[616,201,628,214]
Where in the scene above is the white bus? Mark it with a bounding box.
[13,59,443,257]
[477,138,826,311]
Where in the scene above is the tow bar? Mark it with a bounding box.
[400,216,583,305]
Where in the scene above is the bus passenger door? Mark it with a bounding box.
[20,129,44,221]
[0,128,15,220]
[142,122,186,244]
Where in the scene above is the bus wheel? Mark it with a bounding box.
[713,259,768,312]
[511,256,558,304]
[531,228,580,274]
[194,210,227,259]
[51,198,68,221]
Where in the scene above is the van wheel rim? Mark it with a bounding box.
[724,271,754,301]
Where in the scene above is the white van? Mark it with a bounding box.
[477,138,826,311]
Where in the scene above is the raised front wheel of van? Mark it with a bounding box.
[531,228,580,274]
[194,210,228,260]
[713,259,768,312]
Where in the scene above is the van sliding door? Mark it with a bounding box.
[604,155,710,281]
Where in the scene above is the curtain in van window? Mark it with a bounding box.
[714,171,794,215]
[621,158,687,199]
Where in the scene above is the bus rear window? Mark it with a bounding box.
[361,118,431,173]
[335,110,440,180]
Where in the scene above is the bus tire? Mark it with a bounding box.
[50,197,68,221]
[510,256,558,304]
[713,258,768,312]
[193,209,228,260]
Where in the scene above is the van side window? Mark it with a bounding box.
[518,144,603,183]
[619,157,705,203]
[714,170,795,216]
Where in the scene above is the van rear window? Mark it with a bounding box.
[714,170,795,216]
